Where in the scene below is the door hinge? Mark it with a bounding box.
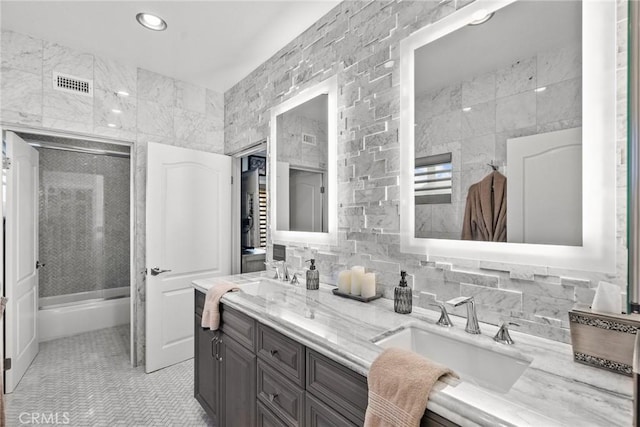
[231,176,234,184]
[320,186,325,194]
[2,156,11,170]
[4,358,11,371]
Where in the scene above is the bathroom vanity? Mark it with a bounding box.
[194,285,454,427]
[193,273,633,427]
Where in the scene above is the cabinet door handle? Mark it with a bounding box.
[216,338,222,362]
[267,393,278,403]
[269,349,278,358]
[211,336,218,358]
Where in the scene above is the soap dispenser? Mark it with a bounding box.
[306,259,319,290]
[394,271,412,314]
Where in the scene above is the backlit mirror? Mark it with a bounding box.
[400,0,617,271]
[270,76,337,245]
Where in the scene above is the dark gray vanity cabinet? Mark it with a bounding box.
[195,291,257,427]
[194,290,458,427]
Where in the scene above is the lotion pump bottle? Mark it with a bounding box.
[394,271,412,314]
[306,259,319,290]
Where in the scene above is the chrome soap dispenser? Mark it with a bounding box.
[306,259,319,290]
[394,271,412,314]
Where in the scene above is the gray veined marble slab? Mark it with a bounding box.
[193,273,633,427]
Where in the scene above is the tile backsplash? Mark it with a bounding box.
[225,0,629,343]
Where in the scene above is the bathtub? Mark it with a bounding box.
[38,287,130,342]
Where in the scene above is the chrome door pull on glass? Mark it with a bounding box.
[150,267,172,276]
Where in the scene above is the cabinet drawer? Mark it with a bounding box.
[306,350,368,425]
[257,324,305,387]
[257,360,305,427]
[221,305,256,352]
[257,401,289,427]
[195,290,205,317]
[305,392,357,427]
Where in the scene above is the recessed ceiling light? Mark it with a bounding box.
[111,108,122,114]
[107,123,117,128]
[468,10,494,26]
[462,107,472,112]
[535,87,547,93]
[116,90,129,97]
[136,12,167,31]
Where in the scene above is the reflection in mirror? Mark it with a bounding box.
[413,0,582,246]
[275,94,328,232]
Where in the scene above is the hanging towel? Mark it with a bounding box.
[461,170,507,242]
[1,297,7,427]
[201,283,240,330]
[364,348,458,427]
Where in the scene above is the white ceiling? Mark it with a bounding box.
[415,0,581,95]
[0,1,341,93]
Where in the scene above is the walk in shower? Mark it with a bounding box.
[23,134,132,341]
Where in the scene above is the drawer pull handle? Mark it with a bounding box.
[269,349,278,358]
[211,336,218,358]
[267,393,278,402]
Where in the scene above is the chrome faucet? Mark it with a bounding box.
[429,302,453,327]
[446,296,481,334]
[265,261,289,281]
[494,321,519,345]
[280,261,290,282]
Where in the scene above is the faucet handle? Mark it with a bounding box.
[290,272,300,285]
[428,303,454,327]
[494,321,520,345]
[446,296,474,307]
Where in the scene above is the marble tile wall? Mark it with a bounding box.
[0,30,225,365]
[277,113,328,169]
[225,0,629,343]
[414,45,581,240]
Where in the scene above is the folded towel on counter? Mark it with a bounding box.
[364,348,458,427]
[201,283,240,330]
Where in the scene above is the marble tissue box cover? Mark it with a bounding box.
[569,304,640,376]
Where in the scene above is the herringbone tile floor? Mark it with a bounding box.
[5,325,214,426]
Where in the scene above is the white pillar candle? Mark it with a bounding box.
[361,273,376,298]
[337,270,351,294]
[350,266,365,296]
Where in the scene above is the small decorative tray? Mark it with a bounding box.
[331,288,383,303]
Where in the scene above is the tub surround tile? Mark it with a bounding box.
[0,109,42,127]
[174,107,207,147]
[460,100,495,139]
[1,31,43,74]
[93,88,136,132]
[43,41,93,80]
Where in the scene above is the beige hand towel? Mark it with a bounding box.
[201,283,239,330]
[364,347,458,427]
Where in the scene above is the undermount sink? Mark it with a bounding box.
[373,326,531,393]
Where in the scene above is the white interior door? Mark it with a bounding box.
[289,169,324,232]
[145,142,232,373]
[507,127,582,245]
[4,131,39,393]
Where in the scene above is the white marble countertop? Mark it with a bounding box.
[193,272,633,427]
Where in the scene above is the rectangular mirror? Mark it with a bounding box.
[270,76,337,245]
[400,0,617,271]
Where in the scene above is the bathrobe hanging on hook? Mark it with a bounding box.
[461,170,507,242]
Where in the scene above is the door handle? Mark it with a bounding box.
[35,260,46,269]
[150,267,172,276]
[267,393,278,403]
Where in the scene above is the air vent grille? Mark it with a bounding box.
[302,133,316,145]
[53,72,93,97]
